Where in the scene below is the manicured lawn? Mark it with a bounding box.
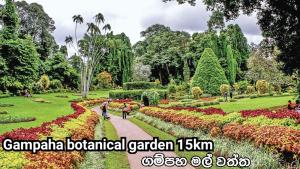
[103,120,130,169]
[209,95,296,112]
[0,90,109,134]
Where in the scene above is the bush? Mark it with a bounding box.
[39,75,50,91]
[233,83,239,93]
[250,94,258,99]
[109,90,167,100]
[97,71,112,88]
[123,81,159,90]
[220,84,230,96]
[233,95,249,99]
[141,91,160,106]
[256,80,269,94]
[168,83,176,95]
[246,86,255,94]
[192,87,203,99]
[6,81,24,96]
[273,84,282,94]
[191,48,228,95]
[50,79,63,90]
[238,80,248,94]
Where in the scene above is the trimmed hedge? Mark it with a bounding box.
[109,89,167,100]
[123,81,161,90]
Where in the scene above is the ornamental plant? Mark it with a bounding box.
[97,71,112,88]
[192,87,203,99]
[220,84,229,96]
[256,80,269,94]
[38,75,50,91]
[141,90,160,106]
[191,48,228,96]
[246,85,255,94]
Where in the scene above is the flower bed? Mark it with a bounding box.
[163,106,226,115]
[0,101,99,169]
[139,106,300,156]
[241,109,300,122]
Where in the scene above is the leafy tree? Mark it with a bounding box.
[0,0,41,95]
[164,0,300,84]
[132,61,151,82]
[134,24,191,84]
[191,48,228,95]
[1,0,19,40]
[97,71,112,88]
[38,74,50,91]
[246,45,294,89]
[68,54,82,73]
[226,45,237,85]
[46,52,79,89]
[15,1,57,59]
[183,58,190,82]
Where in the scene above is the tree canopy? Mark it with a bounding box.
[163,0,300,75]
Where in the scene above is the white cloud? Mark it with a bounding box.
[19,0,263,46]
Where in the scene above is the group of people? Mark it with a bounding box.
[100,99,132,120]
[288,100,300,113]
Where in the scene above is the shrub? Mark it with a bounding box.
[233,83,239,93]
[256,80,269,94]
[109,89,167,100]
[97,71,112,88]
[238,81,248,94]
[220,84,230,96]
[141,91,160,106]
[38,75,50,91]
[167,83,176,95]
[191,48,228,95]
[246,86,255,94]
[49,79,63,90]
[192,87,203,99]
[123,81,159,90]
[273,84,282,94]
[175,84,186,96]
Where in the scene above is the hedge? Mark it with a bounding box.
[109,89,167,100]
[123,81,161,90]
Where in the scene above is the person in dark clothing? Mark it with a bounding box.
[122,103,128,119]
[101,99,112,120]
[229,86,233,99]
[224,92,228,102]
[288,100,294,110]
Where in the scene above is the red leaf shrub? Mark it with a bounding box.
[240,108,300,122]
[164,106,226,115]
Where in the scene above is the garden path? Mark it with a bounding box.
[93,107,194,169]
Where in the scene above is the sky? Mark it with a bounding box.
[22,0,263,46]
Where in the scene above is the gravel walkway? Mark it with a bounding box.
[92,107,193,169]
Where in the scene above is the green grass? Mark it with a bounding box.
[208,95,295,112]
[103,120,130,169]
[129,118,208,163]
[0,90,109,134]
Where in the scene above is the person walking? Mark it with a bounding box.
[101,99,112,120]
[224,92,228,102]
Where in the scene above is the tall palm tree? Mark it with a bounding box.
[72,15,84,45]
[94,13,104,25]
[65,35,73,44]
[103,24,111,34]
[87,22,100,35]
